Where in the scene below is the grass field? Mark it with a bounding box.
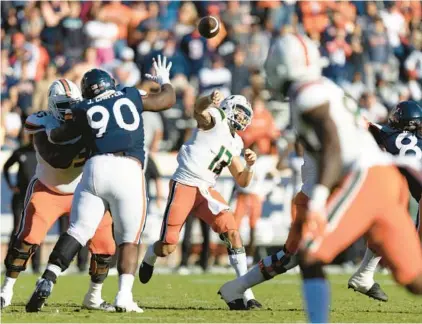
[1,273,421,323]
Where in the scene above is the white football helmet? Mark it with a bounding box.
[264,33,323,99]
[48,79,82,121]
[220,95,253,131]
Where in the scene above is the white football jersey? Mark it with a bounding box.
[24,111,84,194]
[289,77,392,189]
[173,107,244,188]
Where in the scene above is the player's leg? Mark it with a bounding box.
[140,181,197,283]
[26,180,107,312]
[246,194,263,264]
[233,193,247,230]
[196,188,261,310]
[1,179,64,309]
[104,158,146,313]
[218,192,305,309]
[366,169,422,295]
[83,211,116,311]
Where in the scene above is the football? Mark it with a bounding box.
[198,16,220,39]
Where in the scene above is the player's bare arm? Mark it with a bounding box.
[142,55,176,112]
[302,102,342,192]
[194,90,222,130]
[47,112,82,145]
[228,149,257,187]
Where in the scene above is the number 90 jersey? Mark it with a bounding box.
[173,107,244,188]
[73,87,146,165]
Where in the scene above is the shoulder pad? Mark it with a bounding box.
[25,111,61,134]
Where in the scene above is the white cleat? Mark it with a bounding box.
[82,295,116,312]
[114,294,143,313]
[0,290,13,309]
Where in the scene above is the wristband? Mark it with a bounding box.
[245,164,255,172]
[308,184,330,211]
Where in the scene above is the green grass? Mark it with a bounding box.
[1,273,421,322]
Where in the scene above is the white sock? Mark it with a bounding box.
[351,248,381,288]
[229,251,255,301]
[1,277,17,293]
[143,245,157,266]
[357,248,381,276]
[46,263,62,278]
[87,282,103,302]
[118,274,135,295]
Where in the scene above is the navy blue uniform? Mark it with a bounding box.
[370,124,422,201]
[73,87,146,166]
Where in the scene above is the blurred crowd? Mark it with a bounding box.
[2,0,422,152]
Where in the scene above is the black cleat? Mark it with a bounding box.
[348,282,388,302]
[138,261,154,284]
[217,291,247,310]
[246,299,263,310]
[1,297,5,309]
[26,279,54,312]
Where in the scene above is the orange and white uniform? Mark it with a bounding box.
[287,77,422,285]
[160,107,242,244]
[17,111,115,255]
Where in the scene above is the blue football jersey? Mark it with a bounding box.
[377,125,422,200]
[74,87,146,165]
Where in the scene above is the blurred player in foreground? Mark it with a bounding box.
[139,91,262,310]
[1,79,116,311]
[348,100,422,300]
[218,33,422,322]
[26,56,176,313]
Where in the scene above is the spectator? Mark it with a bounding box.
[180,29,208,79]
[230,46,250,95]
[99,0,133,56]
[1,98,22,151]
[3,132,40,273]
[342,71,366,102]
[376,75,400,110]
[364,17,391,90]
[380,2,406,58]
[10,33,38,81]
[113,47,141,88]
[10,62,35,119]
[173,1,197,39]
[32,64,58,113]
[325,28,352,84]
[246,20,271,70]
[299,1,330,35]
[238,97,279,154]
[65,47,98,86]
[359,92,389,123]
[84,10,118,66]
[59,1,86,64]
[40,1,70,58]
[199,54,232,97]
[405,31,422,85]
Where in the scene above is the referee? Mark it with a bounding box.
[3,133,40,273]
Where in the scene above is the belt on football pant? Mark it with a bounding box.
[111,152,143,168]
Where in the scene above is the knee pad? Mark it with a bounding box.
[5,241,39,275]
[258,249,299,280]
[48,233,82,272]
[89,254,112,284]
[299,256,325,280]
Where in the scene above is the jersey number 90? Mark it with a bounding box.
[86,98,140,138]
